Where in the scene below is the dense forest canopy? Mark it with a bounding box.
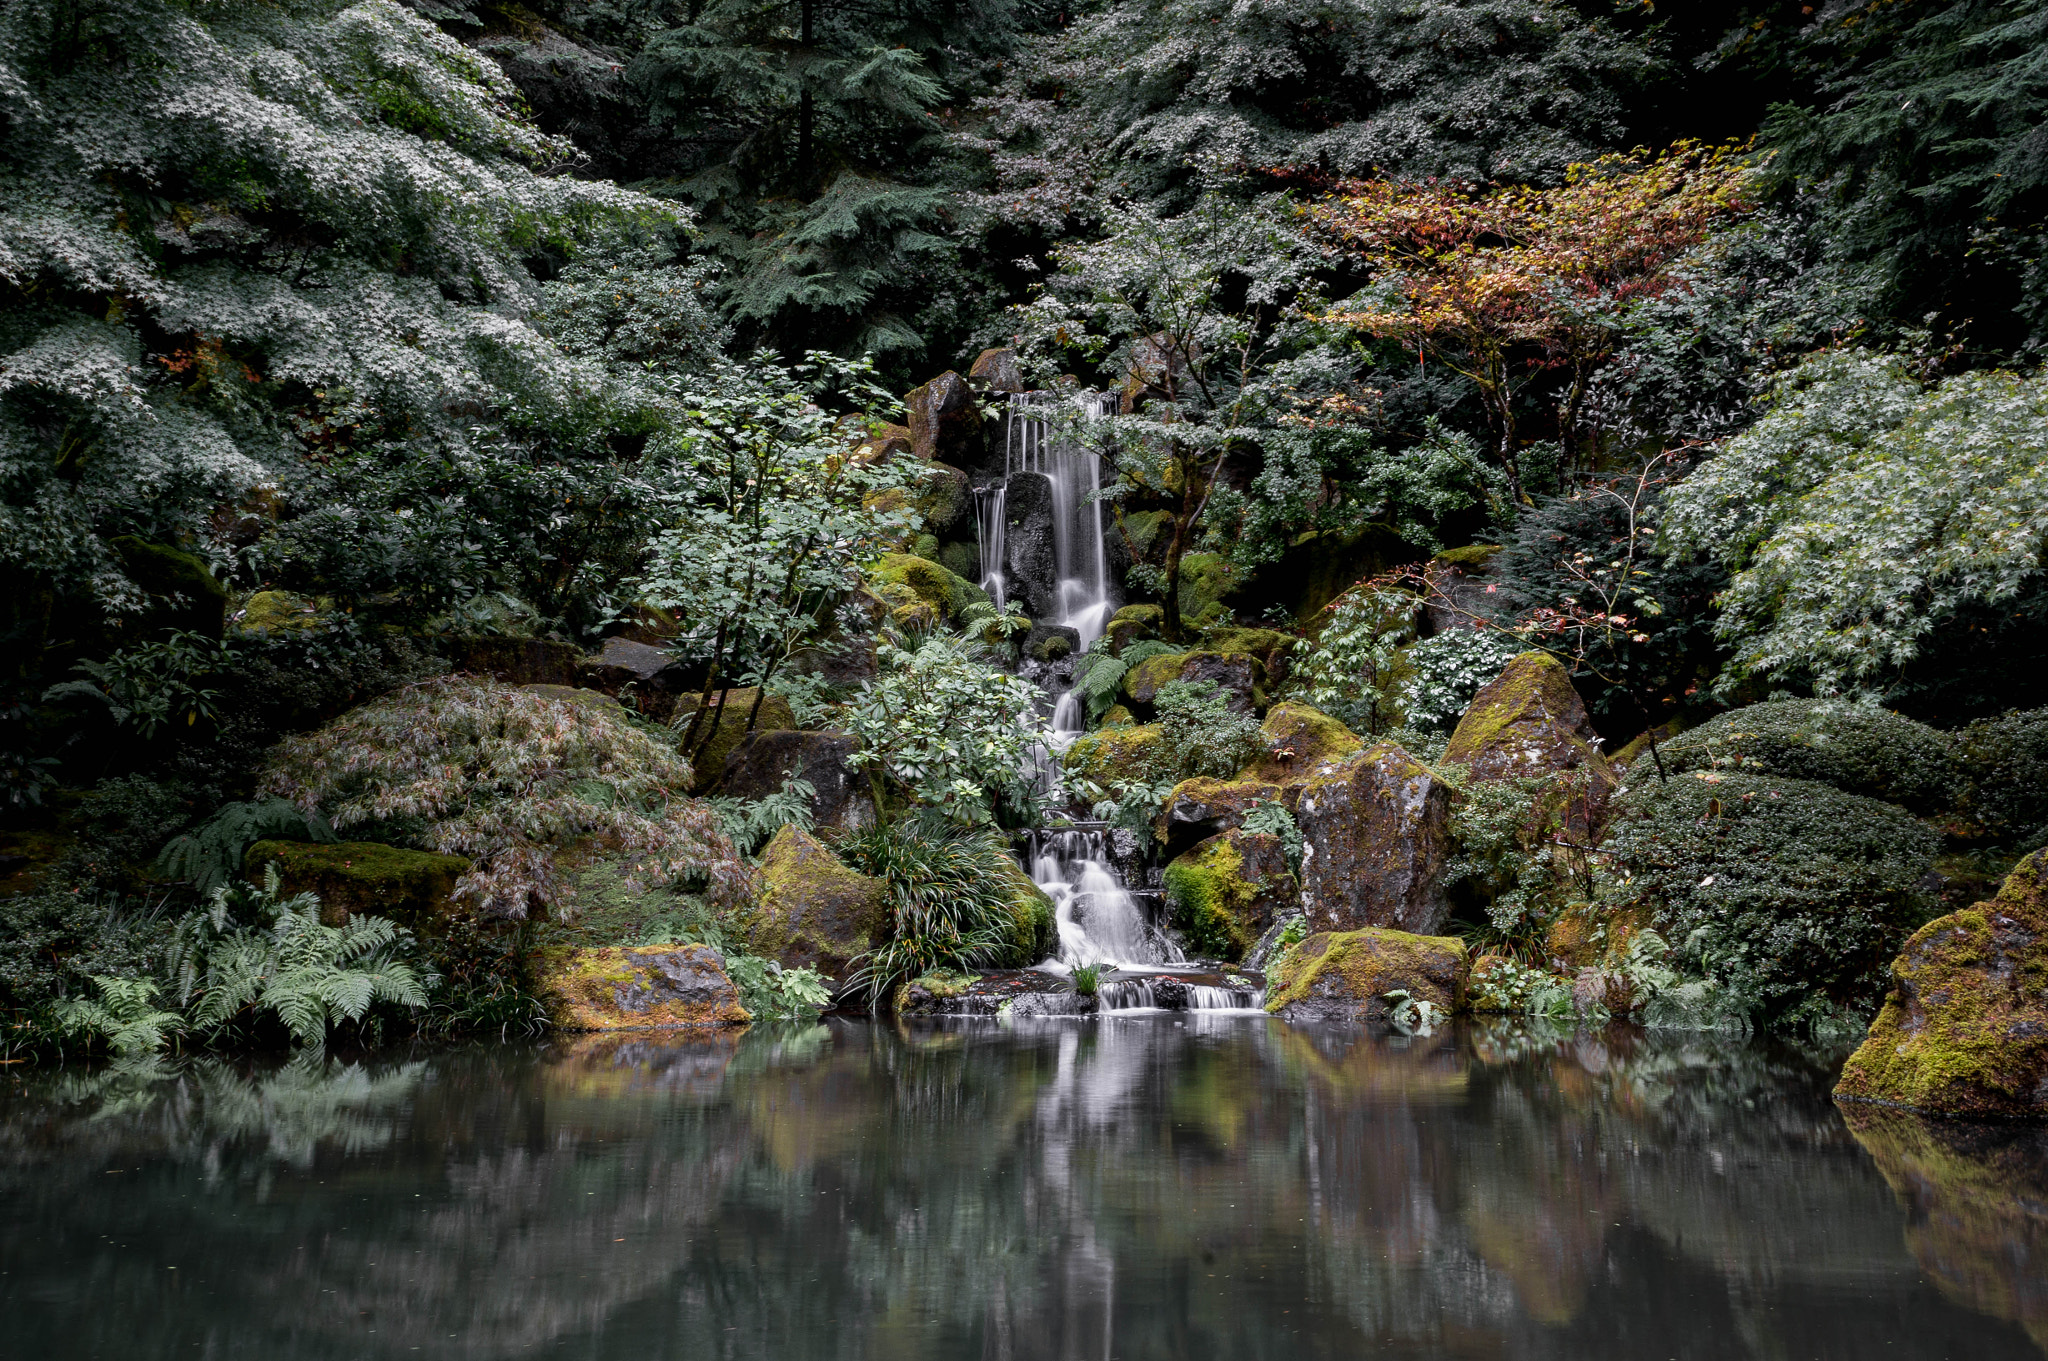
[6,0,2048,1053]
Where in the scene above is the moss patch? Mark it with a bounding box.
[1836,849,2048,1117]
[750,824,889,982]
[868,552,993,627]
[1177,551,1236,625]
[673,687,796,793]
[1264,927,1468,1023]
[1433,544,1503,570]
[1443,651,1608,779]
[1164,830,1298,961]
[244,839,469,930]
[1238,702,1362,785]
[992,856,1058,966]
[536,942,750,1030]
[1064,723,1165,787]
[236,590,323,633]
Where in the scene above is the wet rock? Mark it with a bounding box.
[1442,651,1615,832]
[850,422,914,465]
[867,552,994,630]
[1164,829,1300,961]
[719,729,876,832]
[1176,551,1237,628]
[1123,649,1261,714]
[588,636,680,692]
[1264,927,1468,1024]
[1000,472,1060,620]
[1836,848,2048,1118]
[750,825,889,986]
[1151,977,1192,1010]
[968,346,1025,393]
[1422,546,1504,635]
[897,967,1066,1015]
[1064,722,1165,787]
[906,370,978,462]
[1024,621,1080,662]
[1296,742,1452,936]
[244,839,469,930]
[1237,702,1363,786]
[1244,913,1305,973]
[537,942,750,1030]
[1007,991,1096,1019]
[672,687,796,794]
[1152,777,1288,860]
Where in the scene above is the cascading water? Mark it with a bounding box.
[1028,828,1180,968]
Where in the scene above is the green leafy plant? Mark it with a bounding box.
[1070,964,1103,997]
[1380,988,1438,1036]
[1241,798,1302,875]
[1443,767,1601,954]
[44,632,236,738]
[1071,641,1180,724]
[158,798,338,895]
[707,767,819,855]
[726,956,835,1020]
[837,815,1022,1005]
[166,868,435,1048]
[1152,680,1267,781]
[1295,587,1416,736]
[52,976,185,1057]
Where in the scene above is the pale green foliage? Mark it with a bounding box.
[1295,589,1414,735]
[1662,349,2048,694]
[1379,989,1438,1036]
[53,976,184,1057]
[724,956,834,1020]
[262,677,750,917]
[42,632,234,738]
[0,0,675,610]
[1152,680,1267,780]
[167,868,432,1047]
[846,630,1047,824]
[158,797,338,895]
[838,815,1021,1003]
[707,769,818,855]
[1444,767,1598,950]
[1468,956,1576,1017]
[1070,964,1103,997]
[1071,640,1178,724]
[1399,627,1524,733]
[1241,798,1302,874]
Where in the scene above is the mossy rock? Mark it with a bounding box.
[1113,603,1163,627]
[1177,552,1237,626]
[1443,651,1610,783]
[1433,544,1504,571]
[851,422,914,465]
[1099,704,1136,728]
[1264,927,1468,1023]
[1202,627,1297,682]
[109,535,229,639]
[1296,743,1452,936]
[1120,512,1173,560]
[1836,849,2048,1118]
[1610,718,1683,771]
[1164,829,1299,961]
[448,636,584,685]
[673,687,796,794]
[1153,777,1288,859]
[867,552,993,627]
[535,942,750,1030]
[1122,649,1262,713]
[1237,702,1362,785]
[750,824,889,985]
[235,590,323,634]
[244,839,470,930]
[992,855,1058,966]
[936,539,981,582]
[1661,699,1958,817]
[1064,723,1165,787]
[1107,604,1162,655]
[892,967,979,1013]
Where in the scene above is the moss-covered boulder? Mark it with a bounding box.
[1836,849,2048,1118]
[448,636,584,685]
[1122,649,1262,713]
[1177,551,1236,626]
[905,370,978,462]
[673,687,796,794]
[750,824,889,984]
[1064,723,1165,787]
[1153,777,1288,859]
[1265,927,1468,1023]
[536,943,750,1030]
[993,855,1058,966]
[1203,627,1297,686]
[1165,830,1299,961]
[235,590,322,634]
[1237,702,1363,785]
[1661,699,1957,816]
[1444,651,1612,784]
[868,552,994,629]
[851,422,915,465]
[244,840,469,929]
[1296,742,1452,936]
[110,535,229,638]
[1099,704,1136,728]
[1107,602,1163,654]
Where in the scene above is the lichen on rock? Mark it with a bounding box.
[1264,927,1468,1023]
[537,942,750,1030]
[1064,723,1166,787]
[1296,742,1452,936]
[750,824,889,983]
[1152,776,1287,858]
[244,839,469,930]
[1836,848,2048,1118]
[1237,702,1362,785]
[673,687,797,794]
[1444,650,1613,786]
[1164,829,1299,961]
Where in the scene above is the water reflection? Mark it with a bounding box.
[1,1019,2042,1360]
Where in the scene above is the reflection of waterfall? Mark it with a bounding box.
[1030,828,1179,967]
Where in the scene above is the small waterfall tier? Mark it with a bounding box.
[1028,826,1181,968]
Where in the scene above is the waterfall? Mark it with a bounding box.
[1030,827,1180,968]
[974,482,1007,615]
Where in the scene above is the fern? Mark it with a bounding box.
[52,976,184,1057]
[158,798,337,895]
[168,867,435,1047]
[706,766,818,855]
[1072,641,1181,723]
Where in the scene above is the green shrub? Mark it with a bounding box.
[835,815,1023,1005]
[0,888,168,1038]
[1601,771,1938,1025]
[1153,680,1267,781]
[1954,707,2048,850]
[57,775,196,892]
[1658,699,1958,815]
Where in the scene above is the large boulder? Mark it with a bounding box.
[905,370,979,462]
[750,824,890,984]
[1063,723,1165,788]
[867,552,993,629]
[1122,649,1262,714]
[1153,777,1288,860]
[244,840,468,930]
[1836,849,2048,1118]
[1264,928,1468,1023]
[1164,829,1299,961]
[537,943,750,1030]
[1443,650,1612,784]
[968,347,1025,393]
[719,729,877,832]
[673,687,796,794]
[1237,702,1363,785]
[587,636,682,694]
[1296,742,1453,936]
[999,472,1060,620]
[110,535,229,639]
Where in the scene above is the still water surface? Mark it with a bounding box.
[2,1014,2045,1361]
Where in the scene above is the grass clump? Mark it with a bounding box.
[835,814,1023,1006]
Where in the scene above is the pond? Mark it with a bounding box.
[3,1015,2044,1361]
